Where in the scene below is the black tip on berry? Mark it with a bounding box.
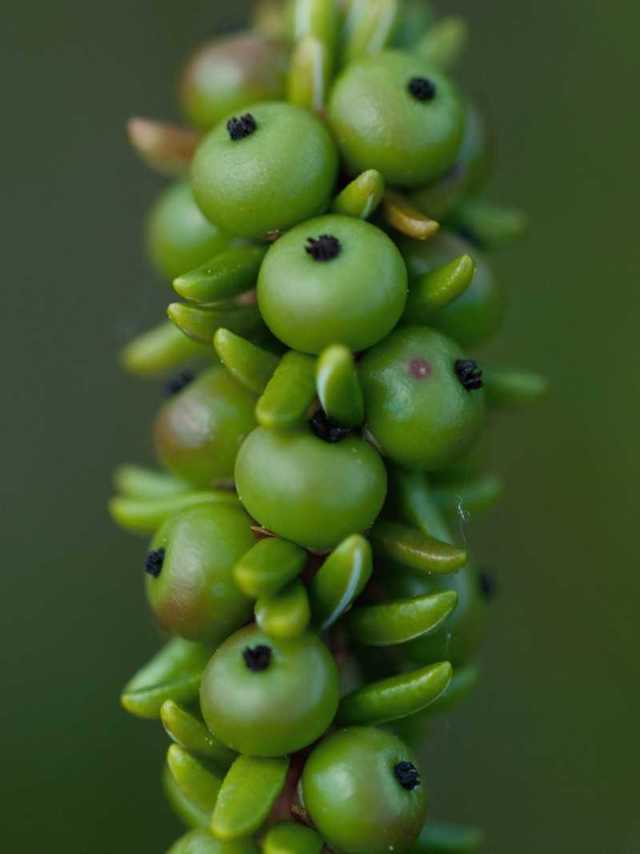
[479,570,498,601]
[145,548,165,579]
[243,644,272,672]
[408,76,437,102]
[164,371,195,397]
[306,234,342,262]
[310,410,352,443]
[394,761,421,791]
[227,113,258,141]
[455,359,484,391]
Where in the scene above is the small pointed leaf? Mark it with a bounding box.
[121,638,212,719]
[168,302,262,345]
[384,191,440,241]
[483,368,549,409]
[214,329,279,394]
[316,345,364,427]
[348,591,458,646]
[404,255,475,320]
[342,0,400,64]
[256,581,311,640]
[432,474,504,517]
[310,535,373,631]
[416,17,469,70]
[109,491,239,536]
[168,746,222,814]
[449,198,528,249]
[288,36,329,113]
[163,766,211,830]
[256,351,317,429]
[161,701,236,767]
[233,538,307,599]
[121,321,208,378]
[127,117,199,176]
[211,756,289,841]
[337,661,453,725]
[411,821,484,852]
[371,521,467,574]
[114,465,190,500]
[332,170,385,220]
[422,665,480,718]
[174,246,266,304]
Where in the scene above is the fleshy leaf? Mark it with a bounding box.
[214,329,279,395]
[233,538,307,599]
[309,535,373,630]
[347,591,458,646]
[211,756,289,841]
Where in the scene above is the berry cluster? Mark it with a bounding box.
[112,2,547,852]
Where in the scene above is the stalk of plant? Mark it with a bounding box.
[112,2,546,851]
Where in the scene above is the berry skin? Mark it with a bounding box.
[257,214,408,354]
[399,230,505,348]
[301,727,428,854]
[146,181,231,280]
[180,33,289,131]
[235,425,388,551]
[200,626,339,757]
[146,504,254,644]
[154,365,257,489]
[328,51,465,188]
[359,327,486,472]
[191,102,339,240]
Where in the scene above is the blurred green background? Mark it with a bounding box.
[2,1,638,851]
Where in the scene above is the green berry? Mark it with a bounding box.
[257,214,408,354]
[146,181,231,280]
[328,51,465,188]
[191,102,338,240]
[399,230,505,347]
[200,625,339,756]
[235,425,387,551]
[180,33,289,131]
[154,366,257,488]
[359,327,486,472]
[146,504,255,643]
[302,727,427,854]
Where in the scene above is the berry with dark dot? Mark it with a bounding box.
[243,644,272,672]
[310,409,353,444]
[408,77,437,102]
[455,359,484,391]
[145,548,165,579]
[394,761,421,791]
[227,113,258,141]
[164,371,195,397]
[306,234,342,262]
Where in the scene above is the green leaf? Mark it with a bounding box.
[287,36,329,113]
[174,246,266,304]
[404,255,475,319]
[332,170,385,220]
[233,538,307,599]
[121,321,208,378]
[213,329,279,395]
[309,535,373,631]
[256,351,317,429]
[483,368,549,409]
[384,191,440,241]
[163,766,211,831]
[432,473,504,517]
[109,490,240,535]
[416,16,469,70]
[168,302,262,344]
[347,591,458,646]
[410,821,484,852]
[167,746,222,814]
[448,198,528,249]
[338,662,453,725]
[316,345,365,427]
[113,465,190,500]
[169,828,260,852]
[342,0,400,65]
[421,665,479,718]
[121,638,212,719]
[371,521,467,575]
[161,701,236,767]
[211,756,289,841]
[255,581,311,640]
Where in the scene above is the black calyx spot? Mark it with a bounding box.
[394,761,421,791]
[310,410,352,444]
[145,548,165,579]
[479,570,498,601]
[306,234,342,262]
[164,371,195,397]
[243,644,272,672]
[455,359,484,392]
[227,113,258,141]
[408,76,437,102]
